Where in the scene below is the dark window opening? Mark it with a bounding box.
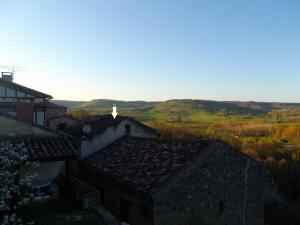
[97,188,105,205]
[125,124,131,135]
[219,200,225,215]
[119,197,132,223]
[34,111,37,124]
[57,123,67,131]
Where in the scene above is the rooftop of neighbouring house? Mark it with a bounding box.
[0,77,52,99]
[0,135,78,161]
[0,113,78,161]
[68,114,159,138]
[82,136,214,194]
[0,113,54,136]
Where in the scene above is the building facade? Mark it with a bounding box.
[80,136,269,225]
[67,115,160,159]
[0,72,66,126]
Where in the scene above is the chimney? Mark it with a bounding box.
[1,72,13,82]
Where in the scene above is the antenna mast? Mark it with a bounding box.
[0,66,26,82]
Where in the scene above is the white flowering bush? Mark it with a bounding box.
[0,141,41,225]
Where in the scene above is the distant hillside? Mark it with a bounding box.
[52,99,300,116]
[151,99,268,115]
[52,100,87,108]
[78,99,158,109]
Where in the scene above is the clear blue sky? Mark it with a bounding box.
[0,0,299,102]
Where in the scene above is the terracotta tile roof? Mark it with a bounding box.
[83,136,212,194]
[1,136,78,161]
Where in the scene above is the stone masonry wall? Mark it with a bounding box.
[153,141,268,225]
[79,165,154,225]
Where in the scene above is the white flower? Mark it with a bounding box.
[0,141,39,225]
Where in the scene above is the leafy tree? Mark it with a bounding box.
[71,108,89,119]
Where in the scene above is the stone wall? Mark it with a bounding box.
[153,141,268,225]
[48,116,77,130]
[79,165,154,225]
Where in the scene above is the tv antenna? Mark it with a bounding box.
[0,66,26,81]
[0,66,26,73]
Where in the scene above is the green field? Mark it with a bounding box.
[63,99,300,202]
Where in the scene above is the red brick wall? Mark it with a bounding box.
[16,102,34,124]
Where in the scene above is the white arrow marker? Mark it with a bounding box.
[112,104,118,119]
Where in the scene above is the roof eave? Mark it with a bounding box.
[0,78,53,99]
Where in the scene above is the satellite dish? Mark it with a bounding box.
[82,124,92,134]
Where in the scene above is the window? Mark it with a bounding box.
[219,199,225,215]
[34,111,45,126]
[125,124,131,135]
[97,188,105,205]
[119,197,132,223]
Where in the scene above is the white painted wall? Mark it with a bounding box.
[81,119,159,159]
[20,161,65,187]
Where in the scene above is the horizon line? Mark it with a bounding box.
[52,98,300,104]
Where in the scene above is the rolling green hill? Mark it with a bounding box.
[53,99,300,124]
[52,99,300,124]
[53,99,157,109]
[53,99,300,114]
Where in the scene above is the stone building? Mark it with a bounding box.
[80,136,268,225]
[68,115,160,159]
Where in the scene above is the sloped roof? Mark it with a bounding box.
[68,114,159,138]
[0,101,66,110]
[1,135,78,161]
[83,136,212,194]
[0,78,52,99]
[0,113,55,137]
[0,113,78,161]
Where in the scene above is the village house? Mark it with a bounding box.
[67,114,160,159]
[0,72,66,126]
[0,72,77,190]
[79,136,269,225]
[0,113,78,190]
[0,72,270,225]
